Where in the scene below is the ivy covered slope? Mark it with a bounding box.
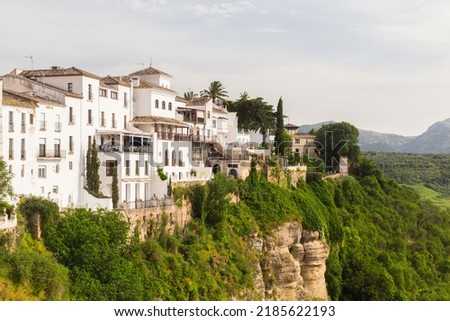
[1,163,449,300]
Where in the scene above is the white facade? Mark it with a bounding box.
[1,65,231,210]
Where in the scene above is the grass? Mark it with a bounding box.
[411,184,450,208]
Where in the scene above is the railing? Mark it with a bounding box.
[97,145,152,153]
[37,149,66,159]
[0,214,17,230]
[55,122,62,132]
[120,198,174,210]
[191,135,218,143]
[156,132,190,141]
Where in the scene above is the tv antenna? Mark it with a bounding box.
[25,55,34,69]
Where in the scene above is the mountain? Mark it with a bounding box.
[298,118,450,154]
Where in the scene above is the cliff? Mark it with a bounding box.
[251,222,329,300]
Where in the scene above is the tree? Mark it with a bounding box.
[86,137,101,195]
[315,122,361,172]
[111,167,119,209]
[201,81,228,103]
[229,94,276,148]
[183,91,198,102]
[274,97,290,156]
[0,158,13,199]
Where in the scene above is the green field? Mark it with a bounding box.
[411,184,450,208]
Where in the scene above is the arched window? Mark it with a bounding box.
[168,102,172,110]
[162,101,166,109]
[172,150,177,166]
[155,99,159,109]
[179,150,183,166]
[164,149,169,166]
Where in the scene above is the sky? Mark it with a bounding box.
[1,0,450,136]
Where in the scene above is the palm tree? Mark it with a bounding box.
[201,81,229,104]
[183,91,198,102]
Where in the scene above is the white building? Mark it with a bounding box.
[1,65,245,210]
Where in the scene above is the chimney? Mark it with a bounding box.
[51,66,60,70]
[131,76,140,87]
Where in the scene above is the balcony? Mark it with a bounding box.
[37,149,66,159]
[55,122,62,132]
[191,135,218,143]
[39,121,47,131]
[156,132,190,141]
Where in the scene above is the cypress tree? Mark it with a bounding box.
[275,97,284,155]
[86,137,101,195]
[111,166,119,208]
[86,142,92,190]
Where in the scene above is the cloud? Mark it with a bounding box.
[192,1,255,18]
[257,28,286,33]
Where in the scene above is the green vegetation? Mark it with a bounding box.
[86,137,101,195]
[111,167,119,209]
[411,185,450,208]
[1,151,449,301]
[366,152,450,195]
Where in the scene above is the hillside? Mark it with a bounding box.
[1,166,449,301]
[299,118,450,154]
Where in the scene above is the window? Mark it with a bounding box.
[88,136,92,148]
[162,101,166,110]
[168,102,172,110]
[55,164,60,174]
[8,165,13,174]
[111,113,116,128]
[21,165,25,177]
[295,139,300,144]
[52,186,59,194]
[212,120,217,128]
[8,138,14,159]
[55,114,62,132]
[106,160,117,176]
[164,150,169,166]
[40,112,46,130]
[88,109,92,125]
[69,136,74,154]
[68,83,73,92]
[21,113,26,133]
[69,161,73,170]
[125,160,130,176]
[21,139,25,160]
[38,138,46,157]
[172,150,176,166]
[69,107,74,124]
[54,139,61,158]
[124,92,128,107]
[88,84,93,100]
[8,111,14,132]
[38,166,47,178]
[30,114,34,125]
[101,111,105,126]
[99,89,107,97]
[145,161,149,176]
[207,111,211,119]
[179,151,184,167]
[155,99,159,109]
[123,115,127,129]
[111,91,118,99]
[135,160,139,175]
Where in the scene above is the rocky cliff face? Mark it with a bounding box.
[250,222,329,300]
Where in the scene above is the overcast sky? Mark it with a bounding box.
[1,0,450,136]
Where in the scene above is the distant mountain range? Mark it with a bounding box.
[298,118,450,154]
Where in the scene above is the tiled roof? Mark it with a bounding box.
[2,89,65,107]
[284,123,300,129]
[186,97,211,106]
[120,76,177,93]
[129,66,172,77]
[21,67,102,80]
[175,96,187,103]
[101,75,130,87]
[132,115,189,127]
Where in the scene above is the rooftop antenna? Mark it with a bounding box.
[25,55,34,69]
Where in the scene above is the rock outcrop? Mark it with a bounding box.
[250,222,329,300]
